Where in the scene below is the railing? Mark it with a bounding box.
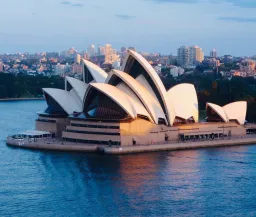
[121,134,256,148]
[7,134,256,149]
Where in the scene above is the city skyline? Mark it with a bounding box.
[1,44,254,59]
[1,0,256,56]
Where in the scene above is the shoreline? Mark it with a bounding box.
[6,136,256,155]
[0,98,44,102]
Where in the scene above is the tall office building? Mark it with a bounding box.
[223,55,233,64]
[128,46,136,51]
[75,54,81,64]
[121,47,127,53]
[87,44,95,58]
[67,47,76,56]
[210,49,217,58]
[105,44,120,64]
[121,47,127,58]
[97,46,105,56]
[0,62,4,72]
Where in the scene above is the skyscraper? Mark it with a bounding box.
[121,47,127,53]
[128,46,136,51]
[0,62,4,72]
[98,46,105,56]
[67,47,76,56]
[210,49,217,58]
[104,44,120,64]
[121,47,127,58]
[87,44,95,58]
[75,54,81,64]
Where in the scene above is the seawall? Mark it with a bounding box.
[6,136,256,155]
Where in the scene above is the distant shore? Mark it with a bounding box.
[0,98,44,102]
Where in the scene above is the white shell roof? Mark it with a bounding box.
[85,83,137,119]
[122,49,175,126]
[167,83,199,122]
[117,82,153,122]
[65,76,88,102]
[135,74,158,101]
[43,88,82,114]
[206,103,229,122]
[223,101,247,125]
[106,70,167,124]
[82,59,107,83]
[69,88,83,109]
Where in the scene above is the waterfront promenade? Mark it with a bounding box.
[0,98,43,102]
[6,135,256,155]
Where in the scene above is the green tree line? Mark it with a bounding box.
[1,73,256,122]
[0,74,64,98]
[162,75,256,122]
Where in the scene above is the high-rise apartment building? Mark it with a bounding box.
[177,45,204,67]
[55,63,70,76]
[177,46,189,66]
[189,46,204,65]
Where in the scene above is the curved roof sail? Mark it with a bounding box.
[223,101,247,125]
[167,83,199,122]
[82,59,107,83]
[65,76,88,102]
[43,88,82,115]
[117,82,153,122]
[106,70,167,124]
[122,50,175,125]
[206,103,228,122]
[83,83,137,119]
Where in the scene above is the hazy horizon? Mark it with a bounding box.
[1,0,256,56]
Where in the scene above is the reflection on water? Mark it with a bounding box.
[1,101,256,216]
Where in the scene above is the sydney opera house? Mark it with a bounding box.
[36,50,247,146]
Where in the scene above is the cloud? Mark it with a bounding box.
[72,3,84,7]
[218,16,256,23]
[148,0,198,3]
[60,1,84,7]
[60,1,71,4]
[116,14,136,20]
[219,0,256,8]
[148,0,256,7]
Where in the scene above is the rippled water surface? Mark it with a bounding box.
[1,100,256,216]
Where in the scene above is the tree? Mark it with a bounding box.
[0,85,8,98]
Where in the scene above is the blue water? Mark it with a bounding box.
[1,100,256,216]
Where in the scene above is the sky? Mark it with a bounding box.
[0,0,256,56]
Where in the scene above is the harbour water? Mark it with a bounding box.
[1,100,256,216]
